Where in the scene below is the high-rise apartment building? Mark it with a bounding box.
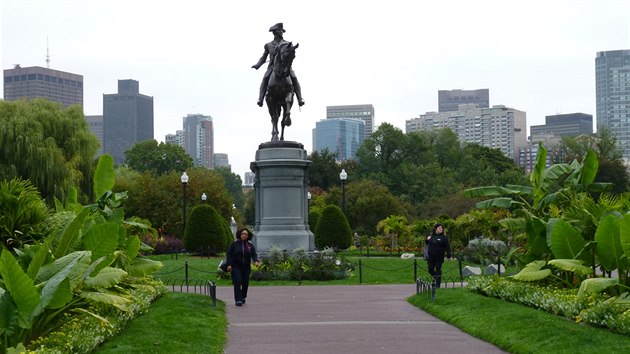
[406,104,527,161]
[213,153,230,169]
[3,65,83,106]
[243,172,255,187]
[530,113,593,138]
[517,134,565,174]
[182,114,214,169]
[85,115,104,156]
[313,118,365,161]
[596,49,630,161]
[438,89,489,112]
[103,79,154,165]
[326,104,375,137]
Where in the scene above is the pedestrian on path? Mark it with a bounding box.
[226,228,260,306]
[425,223,452,288]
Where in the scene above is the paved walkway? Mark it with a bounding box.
[215,285,506,354]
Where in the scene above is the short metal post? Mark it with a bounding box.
[497,256,502,277]
[458,256,463,285]
[413,258,417,282]
[210,282,217,307]
[185,261,189,286]
[359,258,363,284]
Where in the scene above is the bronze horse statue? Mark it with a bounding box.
[265,42,299,141]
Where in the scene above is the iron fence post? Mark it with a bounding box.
[497,256,502,277]
[359,258,363,284]
[458,256,463,285]
[185,261,189,286]
[413,258,417,282]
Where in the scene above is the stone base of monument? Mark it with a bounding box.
[250,141,314,252]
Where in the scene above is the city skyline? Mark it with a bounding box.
[2,0,630,178]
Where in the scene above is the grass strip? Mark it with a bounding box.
[408,288,630,354]
[95,292,227,354]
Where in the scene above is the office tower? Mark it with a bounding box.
[182,114,214,169]
[530,113,593,138]
[517,134,565,174]
[3,65,83,106]
[438,89,489,112]
[165,130,185,146]
[103,79,154,165]
[85,115,104,156]
[326,104,375,137]
[596,50,630,161]
[313,118,365,161]
[244,172,255,187]
[406,105,527,161]
[214,153,230,169]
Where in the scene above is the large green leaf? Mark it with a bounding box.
[0,250,40,328]
[577,278,619,299]
[526,217,549,258]
[548,218,587,260]
[37,251,90,313]
[27,237,53,280]
[464,186,527,198]
[36,251,91,291]
[578,149,599,186]
[54,207,90,258]
[548,259,593,275]
[84,267,127,288]
[595,214,626,272]
[78,291,130,310]
[94,155,115,199]
[125,236,141,260]
[65,186,78,211]
[475,197,520,209]
[530,143,547,190]
[498,218,527,231]
[0,289,17,336]
[82,222,119,260]
[620,213,630,259]
[513,260,551,281]
[127,257,163,276]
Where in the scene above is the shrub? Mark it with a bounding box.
[314,205,352,250]
[144,235,185,254]
[183,205,226,256]
[308,209,321,233]
[251,247,350,281]
[463,237,509,264]
[0,178,50,251]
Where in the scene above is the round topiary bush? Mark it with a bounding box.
[314,205,352,250]
[183,205,226,256]
[308,209,320,233]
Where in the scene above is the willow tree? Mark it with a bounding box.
[0,99,99,202]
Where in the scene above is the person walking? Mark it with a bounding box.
[425,223,452,288]
[226,228,260,306]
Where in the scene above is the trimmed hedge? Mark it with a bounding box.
[183,205,227,256]
[314,205,352,250]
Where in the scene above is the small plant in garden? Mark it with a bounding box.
[463,237,509,264]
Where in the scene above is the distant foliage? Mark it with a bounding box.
[183,205,226,256]
[314,205,352,250]
[0,178,50,251]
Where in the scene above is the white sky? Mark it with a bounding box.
[2,0,630,179]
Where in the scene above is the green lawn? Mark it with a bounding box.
[95,292,227,354]
[408,288,630,354]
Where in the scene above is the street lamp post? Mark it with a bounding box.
[339,169,347,213]
[201,193,207,203]
[307,191,312,211]
[181,172,189,232]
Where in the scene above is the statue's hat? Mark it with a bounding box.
[269,23,286,32]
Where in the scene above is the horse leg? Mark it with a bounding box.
[268,101,279,141]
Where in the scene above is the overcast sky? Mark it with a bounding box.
[2,0,630,179]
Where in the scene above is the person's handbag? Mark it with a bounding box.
[218,259,229,272]
[423,244,430,260]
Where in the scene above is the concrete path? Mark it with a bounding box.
[216,285,506,354]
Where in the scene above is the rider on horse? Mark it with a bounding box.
[252,23,305,108]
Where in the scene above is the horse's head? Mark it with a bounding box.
[274,42,298,77]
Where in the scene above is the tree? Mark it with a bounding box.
[308,149,342,191]
[125,139,193,175]
[184,205,227,256]
[0,99,100,202]
[215,167,244,208]
[314,205,352,250]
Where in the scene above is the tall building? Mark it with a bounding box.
[103,79,154,165]
[213,153,230,169]
[165,130,185,146]
[243,172,255,187]
[313,118,365,161]
[3,65,83,106]
[438,89,489,112]
[182,114,214,169]
[406,104,527,161]
[327,104,375,137]
[517,134,565,174]
[530,113,593,138]
[85,115,104,156]
[596,49,630,161]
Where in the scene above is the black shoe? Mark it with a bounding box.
[242,298,246,304]
[235,301,243,306]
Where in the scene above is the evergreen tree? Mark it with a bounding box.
[183,205,226,256]
[314,205,352,250]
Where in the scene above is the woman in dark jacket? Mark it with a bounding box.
[425,223,452,288]
[226,228,259,306]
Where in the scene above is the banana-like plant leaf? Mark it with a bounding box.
[620,213,630,259]
[78,291,130,310]
[541,163,573,190]
[499,218,527,231]
[595,214,626,272]
[530,143,547,190]
[577,278,619,299]
[464,186,528,198]
[504,184,533,195]
[36,251,91,291]
[526,217,549,258]
[578,149,599,186]
[37,251,91,313]
[512,260,552,281]
[82,222,119,260]
[547,218,587,261]
[125,236,141,260]
[127,257,163,276]
[65,187,78,211]
[42,278,72,310]
[0,250,40,328]
[548,259,593,275]
[84,267,127,288]
[0,288,17,337]
[94,155,115,200]
[54,208,90,258]
[27,237,53,280]
[475,197,519,209]
[587,182,613,193]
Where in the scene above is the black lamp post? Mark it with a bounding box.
[201,193,207,203]
[339,169,347,213]
[181,172,189,231]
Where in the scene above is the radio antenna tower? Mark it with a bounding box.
[46,37,50,68]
